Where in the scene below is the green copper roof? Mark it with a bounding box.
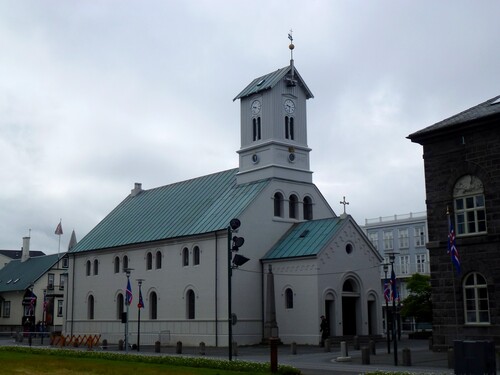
[233,65,314,101]
[263,217,345,260]
[0,253,61,292]
[71,169,270,253]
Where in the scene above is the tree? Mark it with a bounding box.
[400,273,432,325]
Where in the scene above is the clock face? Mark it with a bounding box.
[284,99,295,114]
[251,100,261,115]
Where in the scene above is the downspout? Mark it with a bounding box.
[70,254,76,336]
[215,231,218,347]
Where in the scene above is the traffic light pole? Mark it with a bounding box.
[228,225,233,361]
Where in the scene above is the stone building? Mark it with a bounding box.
[408,94,500,347]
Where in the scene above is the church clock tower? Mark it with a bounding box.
[233,36,314,185]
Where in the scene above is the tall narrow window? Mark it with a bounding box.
[2,301,10,318]
[368,232,379,250]
[114,256,120,273]
[416,254,427,273]
[289,117,294,140]
[193,246,200,265]
[464,272,490,324]
[146,252,153,270]
[399,255,410,275]
[93,259,99,275]
[383,231,394,251]
[303,196,313,220]
[59,274,65,290]
[116,293,124,320]
[182,247,189,266]
[48,273,55,290]
[187,289,195,319]
[398,229,409,249]
[150,292,158,320]
[88,295,95,320]
[155,251,162,269]
[122,256,129,271]
[57,300,63,317]
[289,194,298,219]
[253,117,261,141]
[454,175,487,235]
[285,116,289,139]
[274,192,284,217]
[285,288,294,309]
[86,261,91,276]
[414,226,425,247]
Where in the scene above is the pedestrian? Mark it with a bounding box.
[320,315,329,347]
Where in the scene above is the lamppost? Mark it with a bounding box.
[382,263,390,354]
[136,279,145,352]
[388,253,398,366]
[124,268,134,354]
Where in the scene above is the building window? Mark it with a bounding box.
[182,247,189,266]
[187,289,195,319]
[274,192,284,217]
[398,228,409,249]
[114,256,120,273]
[59,274,65,290]
[193,246,200,266]
[414,226,425,247]
[383,230,394,251]
[88,295,95,320]
[57,300,63,317]
[93,259,99,275]
[253,117,261,141]
[464,272,490,324]
[2,301,10,318]
[416,253,427,273]
[303,196,313,220]
[155,251,162,269]
[86,261,91,276]
[62,257,69,268]
[146,252,153,270]
[399,255,410,275]
[48,273,55,290]
[289,194,298,219]
[454,175,487,235]
[116,293,124,320]
[150,292,158,320]
[122,255,129,271]
[368,232,378,250]
[285,116,295,140]
[285,288,294,309]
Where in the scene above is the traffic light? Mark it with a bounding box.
[228,218,249,268]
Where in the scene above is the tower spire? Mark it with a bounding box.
[288,30,295,83]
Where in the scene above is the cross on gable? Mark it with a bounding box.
[340,196,349,215]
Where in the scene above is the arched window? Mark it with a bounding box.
[114,256,120,273]
[274,192,284,217]
[86,260,91,276]
[285,288,294,309]
[303,196,313,220]
[93,259,98,275]
[155,251,162,269]
[453,175,487,235]
[253,117,261,141]
[123,255,129,271]
[187,289,195,319]
[88,295,94,320]
[289,194,298,219]
[146,252,153,270]
[193,246,200,266]
[150,291,158,320]
[182,247,189,266]
[116,293,124,320]
[464,272,490,324]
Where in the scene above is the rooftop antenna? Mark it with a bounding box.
[287,30,296,85]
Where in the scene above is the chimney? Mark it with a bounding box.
[131,182,143,197]
[21,236,30,262]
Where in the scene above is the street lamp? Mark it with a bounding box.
[136,279,145,351]
[124,268,134,353]
[388,253,398,366]
[382,263,390,354]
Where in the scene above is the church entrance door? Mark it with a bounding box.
[342,296,357,335]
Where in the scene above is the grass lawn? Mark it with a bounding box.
[0,347,300,374]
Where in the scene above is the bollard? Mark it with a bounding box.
[369,340,376,355]
[402,347,412,366]
[324,338,331,352]
[291,342,297,355]
[199,342,206,355]
[353,336,360,350]
[102,339,108,350]
[118,339,124,351]
[155,341,161,353]
[176,341,182,354]
[232,341,238,357]
[447,347,454,369]
[341,341,348,357]
[361,347,370,364]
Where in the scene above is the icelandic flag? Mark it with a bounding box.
[137,288,144,309]
[448,218,461,275]
[383,279,391,302]
[55,221,63,235]
[125,279,133,305]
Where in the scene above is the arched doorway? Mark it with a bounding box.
[342,278,360,336]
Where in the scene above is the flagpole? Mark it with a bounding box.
[447,207,460,341]
[136,279,144,352]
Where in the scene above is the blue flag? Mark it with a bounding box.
[126,279,133,305]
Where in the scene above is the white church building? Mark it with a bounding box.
[65,47,383,346]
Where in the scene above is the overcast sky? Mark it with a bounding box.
[1,1,499,254]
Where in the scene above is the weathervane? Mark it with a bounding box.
[287,29,296,85]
